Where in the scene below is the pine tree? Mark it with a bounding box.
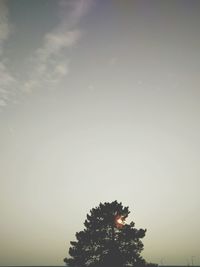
[64,201,155,267]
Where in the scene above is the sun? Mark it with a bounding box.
[115,215,125,229]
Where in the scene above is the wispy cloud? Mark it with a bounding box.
[0,0,94,109]
[37,30,81,62]
[59,0,94,27]
[22,0,94,93]
[0,0,17,108]
[0,62,16,106]
[0,0,10,54]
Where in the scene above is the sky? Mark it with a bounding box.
[0,0,200,266]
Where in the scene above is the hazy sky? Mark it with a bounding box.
[0,0,200,266]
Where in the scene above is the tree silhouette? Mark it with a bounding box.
[64,201,157,267]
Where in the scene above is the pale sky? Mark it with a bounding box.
[0,0,200,266]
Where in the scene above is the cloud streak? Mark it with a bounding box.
[37,30,81,61]
[0,62,16,107]
[0,0,17,108]
[0,0,94,108]
[0,0,10,54]
[22,0,94,93]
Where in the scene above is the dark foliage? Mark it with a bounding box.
[64,200,157,267]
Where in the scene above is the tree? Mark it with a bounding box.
[64,201,157,267]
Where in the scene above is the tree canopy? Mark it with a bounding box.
[64,201,157,267]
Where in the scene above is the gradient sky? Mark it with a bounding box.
[0,0,200,266]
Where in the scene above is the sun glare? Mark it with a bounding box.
[115,215,125,229]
